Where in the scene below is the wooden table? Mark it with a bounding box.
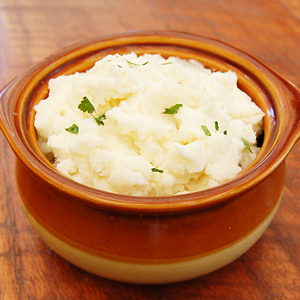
[0,0,299,299]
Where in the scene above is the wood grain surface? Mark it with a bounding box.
[0,0,300,299]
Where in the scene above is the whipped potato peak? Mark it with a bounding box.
[34,52,265,196]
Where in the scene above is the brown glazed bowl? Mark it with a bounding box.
[0,31,300,284]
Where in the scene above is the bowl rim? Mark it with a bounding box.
[1,30,299,214]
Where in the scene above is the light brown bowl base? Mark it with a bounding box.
[21,197,281,284]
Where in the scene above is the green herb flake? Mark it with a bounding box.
[78,96,106,126]
[152,168,164,173]
[126,60,148,66]
[161,62,173,65]
[78,96,95,114]
[242,137,253,154]
[65,124,79,134]
[93,113,106,126]
[163,104,183,115]
[215,121,219,131]
[201,125,211,136]
[118,64,122,68]
[223,130,227,135]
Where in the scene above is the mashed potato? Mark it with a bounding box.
[34,53,264,196]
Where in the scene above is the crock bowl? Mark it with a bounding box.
[0,31,300,284]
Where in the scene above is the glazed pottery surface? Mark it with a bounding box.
[0,31,300,284]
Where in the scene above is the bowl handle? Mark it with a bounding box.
[277,74,300,151]
[0,77,20,148]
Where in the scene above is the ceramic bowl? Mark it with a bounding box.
[0,31,299,284]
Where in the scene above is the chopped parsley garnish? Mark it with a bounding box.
[78,96,95,114]
[117,65,122,68]
[126,60,148,66]
[242,137,253,154]
[152,168,164,173]
[65,124,79,134]
[215,121,219,131]
[93,113,106,126]
[78,96,106,126]
[163,104,183,115]
[214,121,228,135]
[201,125,211,136]
[161,62,173,65]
